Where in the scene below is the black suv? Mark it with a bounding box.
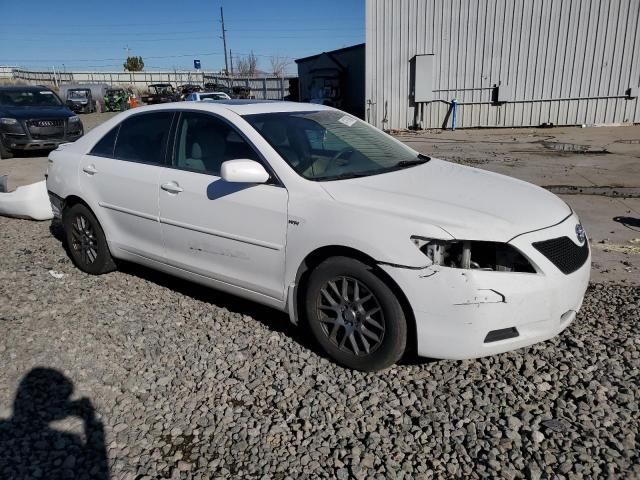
[0,85,84,159]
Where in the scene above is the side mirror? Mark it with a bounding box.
[220,159,270,184]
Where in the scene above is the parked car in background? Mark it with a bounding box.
[204,82,230,95]
[231,86,252,99]
[65,88,96,114]
[58,84,108,112]
[185,91,232,101]
[103,88,130,112]
[178,84,203,100]
[46,101,590,371]
[0,85,83,159]
[141,84,178,105]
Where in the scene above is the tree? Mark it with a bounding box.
[236,52,258,77]
[270,55,291,77]
[123,56,144,72]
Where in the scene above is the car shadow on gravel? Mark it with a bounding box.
[49,221,329,360]
[49,220,429,368]
[0,368,109,479]
[120,260,432,368]
[117,261,334,358]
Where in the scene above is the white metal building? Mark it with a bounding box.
[365,0,640,129]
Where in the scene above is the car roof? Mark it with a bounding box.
[131,100,332,116]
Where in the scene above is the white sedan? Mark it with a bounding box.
[46,101,590,371]
[185,91,231,102]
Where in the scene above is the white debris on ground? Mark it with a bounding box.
[0,180,53,221]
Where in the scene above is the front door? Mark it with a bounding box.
[158,111,288,300]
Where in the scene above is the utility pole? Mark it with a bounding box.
[220,7,229,77]
[230,50,234,77]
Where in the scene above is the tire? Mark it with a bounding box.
[304,256,407,371]
[62,203,116,275]
[0,140,13,159]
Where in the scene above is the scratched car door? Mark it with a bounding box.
[158,111,288,301]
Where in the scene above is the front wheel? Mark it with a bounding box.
[304,256,407,371]
[62,203,116,275]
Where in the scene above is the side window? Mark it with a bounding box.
[174,112,260,175]
[113,112,173,164]
[89,125,119,158]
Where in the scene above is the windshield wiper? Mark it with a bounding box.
[394,154,431,168]
[317,172,374,181]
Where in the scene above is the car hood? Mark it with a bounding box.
[319,159,571,242]
[0,105,74,119]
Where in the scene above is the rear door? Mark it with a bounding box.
[78,111,174,260]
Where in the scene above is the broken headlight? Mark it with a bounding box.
[412,237,536,273]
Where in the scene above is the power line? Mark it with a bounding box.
[3,49,309,65]
[0,33,363,43]
[1,16,362,28]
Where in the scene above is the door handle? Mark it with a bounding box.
[82,164,97,175]
[161,182,183,194]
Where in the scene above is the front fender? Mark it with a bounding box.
[284,191,451,286]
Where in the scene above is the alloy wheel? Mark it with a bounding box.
[70,214,98,266]
[315,276,385,356]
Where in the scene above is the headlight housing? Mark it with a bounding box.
[0,118,18,125]
[68,115,81,123]
[412,236,536,273]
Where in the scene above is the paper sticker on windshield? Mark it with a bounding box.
[338,115,357,127]
[40,91,54,94]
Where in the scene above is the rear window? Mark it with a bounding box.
[113,112,174,164]
[89,125,120,158]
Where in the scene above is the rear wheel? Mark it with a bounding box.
[304,256,407,371]
[63,203,116,275]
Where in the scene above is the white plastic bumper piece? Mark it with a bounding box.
[0,180,54,221]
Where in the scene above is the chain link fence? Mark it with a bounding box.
[7,68,295,100]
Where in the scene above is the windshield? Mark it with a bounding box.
[0,89,63,107]
[68,90,89,99]
[244,110,426,180]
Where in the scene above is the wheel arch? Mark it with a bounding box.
[63,194,91,212]
[292,245,418,357]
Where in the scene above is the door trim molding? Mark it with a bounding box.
[159,216,283,251]
[99,201,158,222]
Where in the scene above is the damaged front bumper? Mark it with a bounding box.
[380,214,591,360]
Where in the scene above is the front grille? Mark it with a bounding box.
[532,236,589,274]
[27,119,65,128]
[26,118,66,140]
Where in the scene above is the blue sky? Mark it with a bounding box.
[0,0,364,73]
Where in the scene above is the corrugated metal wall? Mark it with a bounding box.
[366,0,640,129]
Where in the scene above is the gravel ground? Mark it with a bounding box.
[1,216,639,479]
